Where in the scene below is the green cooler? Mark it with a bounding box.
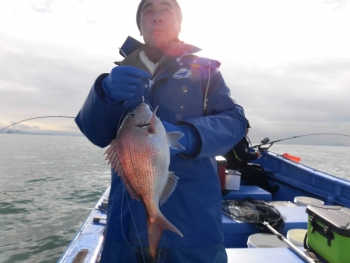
[306,205,350,263]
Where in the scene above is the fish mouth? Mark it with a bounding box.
[136,123,150,127]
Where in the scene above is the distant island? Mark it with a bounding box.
[5,129,52,135]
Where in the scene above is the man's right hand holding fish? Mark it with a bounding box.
[102,66,151,103]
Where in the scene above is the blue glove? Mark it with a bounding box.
[102,66,151,103]
[162,121,200,157]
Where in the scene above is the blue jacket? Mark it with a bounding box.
[75,38,247,249]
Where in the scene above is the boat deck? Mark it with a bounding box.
[58,151,342,262]
[227,247,306,262]
[223,186,308,248]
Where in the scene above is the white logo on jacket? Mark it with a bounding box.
[173,68,192,79]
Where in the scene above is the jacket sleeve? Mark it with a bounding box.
[179,67,247,158]
[233,138,258,162]
[75,74,126,148]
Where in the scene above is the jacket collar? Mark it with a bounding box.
[115,36,202,70]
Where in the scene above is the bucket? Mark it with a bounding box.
[225,170,241,190]
[294,196,324,206]
[287,229,307,247]
[268,201,298,207]
[247,233,289,248]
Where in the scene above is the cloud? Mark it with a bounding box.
[221,58,350,145]
[323,0,350,9]
[30,0,54,13]
[0,33,113,133]
[1,0,349,146]
[1,30,349,145]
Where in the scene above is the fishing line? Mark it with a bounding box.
[116,82,154,262]
[124,99,153,263]
[268,133,350,144]
[115,96,150,132]
[120,186,147,263]
[118,78,151,262]
[141,73,155,112]
[126,187,148,263]
[0,116,75,133]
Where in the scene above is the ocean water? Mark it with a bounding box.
[264,144,350,180]
[0,134,349,263]
[0,134,110,263]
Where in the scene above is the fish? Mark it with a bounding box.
[104,102,184,259]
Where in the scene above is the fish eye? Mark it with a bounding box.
[126,113,136,119]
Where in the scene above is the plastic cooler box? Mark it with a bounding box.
[306,205,350,263]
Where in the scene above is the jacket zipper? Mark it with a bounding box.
[149,53,193,88]
[148,70,164,89]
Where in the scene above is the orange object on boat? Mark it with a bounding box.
[282,153,301,163]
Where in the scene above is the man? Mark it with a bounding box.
[75,0,246,262]
[224,121,278,193]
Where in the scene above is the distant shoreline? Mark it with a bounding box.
[0,130,83,137]
[1,131,349,146]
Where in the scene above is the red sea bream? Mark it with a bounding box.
[104,102,184,259]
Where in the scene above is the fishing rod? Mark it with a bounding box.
[262,221,317,263]
[0,116,75,133]
[0,98,147,134]
[250,133,350,150]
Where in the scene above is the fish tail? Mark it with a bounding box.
[147,213,183,259]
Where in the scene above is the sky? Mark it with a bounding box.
[0,0,350,145]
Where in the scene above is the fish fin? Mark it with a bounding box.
[160,172,179,205]
[105,141,120,172]
[104,140,140,201]
[148,213,183,259]
[124,184,140,201]
[104,139,116,156]
[104,140,118,166]
[167,132,186,150]
[148,106,159,134]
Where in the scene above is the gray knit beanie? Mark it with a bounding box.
[136,0,182,30]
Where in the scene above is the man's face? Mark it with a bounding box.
[139,0,181,48]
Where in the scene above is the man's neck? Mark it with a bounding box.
[143,43,170,64]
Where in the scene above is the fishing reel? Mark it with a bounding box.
[250,137,274,151]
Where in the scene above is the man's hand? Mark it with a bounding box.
[102,66,151,103]
[162,121,200,157]
[255,151,262,159]
[162,121,187,155]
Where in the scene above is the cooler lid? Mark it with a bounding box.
[215,156,227,165]
[306,205,350,236]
